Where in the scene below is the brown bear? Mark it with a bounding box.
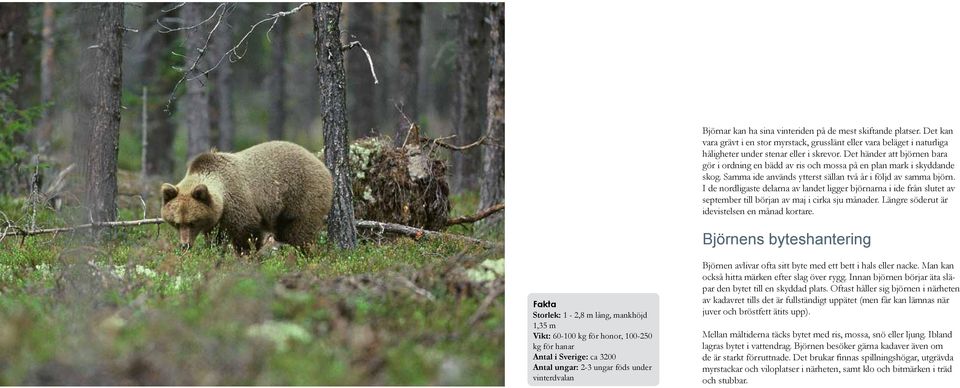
[160,141,333,253]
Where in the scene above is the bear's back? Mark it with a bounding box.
[234,141,331,219]
[233,141,326,185]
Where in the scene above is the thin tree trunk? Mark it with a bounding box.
[85,3,124,224]
[0,3,28,102]
[214,25,234,151]
[184,3,211,160]
[140,86,148,178]
[142,2,178,177]
[315,2,358,249]
[452,3,489,193]
[268,3,288,140]
[345,2,377,138]
[479,3,504,225]
[37,3,55,154]
[396,2,422,141]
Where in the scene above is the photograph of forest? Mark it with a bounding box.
[0,2,504,385]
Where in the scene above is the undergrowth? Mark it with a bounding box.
[0,192,504,385]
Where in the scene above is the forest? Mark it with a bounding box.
[0,2,504,385]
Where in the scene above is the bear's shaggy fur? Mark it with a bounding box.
[161,141,333,253]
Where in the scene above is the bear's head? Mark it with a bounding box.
[160,182,223,249]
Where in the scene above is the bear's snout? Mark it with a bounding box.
[179,227,197,249]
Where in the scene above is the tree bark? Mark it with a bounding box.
[372,3,391,135]
[213,22,234,151]
[72,6,97,186]
[345,2,378,138]
[36,3,55,154]
[184,3,211,160]
[268,3,288,140]
[85,3,124,224]
[315,2,358,249]
[396,2,422,141]
[452,3,489,193]
[142,2,178,177]
[479,3,505,224]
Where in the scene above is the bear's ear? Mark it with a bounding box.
[161,183,178,203]
[192,184,211,205]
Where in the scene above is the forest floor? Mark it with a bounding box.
[0,190,504,385]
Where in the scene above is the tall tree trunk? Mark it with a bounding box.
[372,3,391,134]
[214,25,235,151]
[479,3,504,224]
[72,6,97,186]
[396,2,422,141]
[184,3,211,160]
[315,2,358,249]
[345,2,378,138]
[268,3,288,140]
[37,3,55,154]
[452,3,489,193]
[142,2,178,177]
[0,3,29,102]
[85,3,124,224]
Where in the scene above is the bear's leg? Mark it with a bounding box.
[231,236,264,255]
[275,217,321,251]
[228,226,264,255]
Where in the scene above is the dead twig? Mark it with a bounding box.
[394,275,435,302]
[161,2,185,13]
[392,107,486,152]
[402,122,420,147]
[162,3,311,111]
[467,282,504,327]
[341,40,379,84]
[395,103,413,128]
[157,3,226,34]
[355,220,500,248]
[446,203,504,226]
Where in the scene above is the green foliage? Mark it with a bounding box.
[0,73,46,166]
[0,193,504,385]
[117,125,143,171]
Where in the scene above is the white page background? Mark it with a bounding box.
[507,1,960,387]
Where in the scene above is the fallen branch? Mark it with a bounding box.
[0,218,164,241]
[428,134,486,151]
[467,281,504,327]
[2,218,501,250]
[356,220,500,248]
[446,203,504,226]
